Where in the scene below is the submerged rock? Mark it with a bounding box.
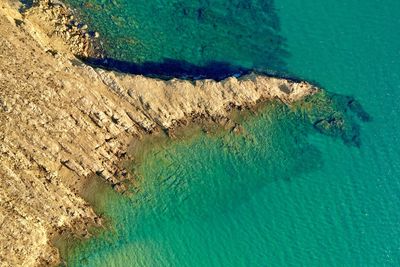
[0,0,370,266]
[0,2,319,265]
[293,91,370,147]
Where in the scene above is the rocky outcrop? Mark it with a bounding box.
[23,0,102,58]
[0,1,317,266]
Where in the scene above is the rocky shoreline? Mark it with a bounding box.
[23,0,103,58]
[0,0,361,266]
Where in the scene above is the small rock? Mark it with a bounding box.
[231,123,242,134]
[111,114,120,123]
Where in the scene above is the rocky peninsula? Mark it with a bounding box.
[0,0,333,266]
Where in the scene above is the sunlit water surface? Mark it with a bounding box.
[60,0,400,265]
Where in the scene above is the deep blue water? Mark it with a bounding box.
[60,0,400,266]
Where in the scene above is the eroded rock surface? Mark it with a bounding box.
[0,1,317,266]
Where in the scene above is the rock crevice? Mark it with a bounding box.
[0,1,317,266]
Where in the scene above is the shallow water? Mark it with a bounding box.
[66,0,288,79]
[61,0,400,266]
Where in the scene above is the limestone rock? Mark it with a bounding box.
[0,1,317,266]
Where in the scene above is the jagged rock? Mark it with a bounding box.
[0,1,318,266]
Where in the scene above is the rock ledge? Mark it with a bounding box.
[0,1,317,266]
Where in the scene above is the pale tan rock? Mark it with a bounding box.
[0,1,318,266]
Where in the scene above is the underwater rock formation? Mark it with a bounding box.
[0,0,369,266]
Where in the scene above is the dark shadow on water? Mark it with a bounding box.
[78,56,252,81]
[76,54,372,149]
[68,0,291,81]
[76,56,307,82]
[55,1,373,264]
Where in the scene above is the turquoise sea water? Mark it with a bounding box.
[66,0,287,78]
[60,0,400,266]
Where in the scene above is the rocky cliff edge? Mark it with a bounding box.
[0,1,317,266]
